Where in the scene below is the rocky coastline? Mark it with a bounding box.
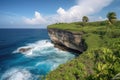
[48,28,87,53]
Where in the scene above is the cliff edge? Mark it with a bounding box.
[48,28,87,53]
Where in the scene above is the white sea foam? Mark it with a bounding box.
[13,40,74,57]
[11,39,75,79]
[13,40,54,56]
[1,67,34,80]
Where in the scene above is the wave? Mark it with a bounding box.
[12,40,75,69]
[13,40,54,56]
[0,67,35,80]
[5,40,75,80]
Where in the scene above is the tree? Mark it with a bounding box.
[82,16,89,26]
[82,16,89,23]
[107,12,117,24]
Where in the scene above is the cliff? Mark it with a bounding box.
[48,28,87,53]
[46,21,120,80]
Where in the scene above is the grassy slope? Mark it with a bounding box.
[46,21,120,80]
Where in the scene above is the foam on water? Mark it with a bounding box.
[1,67,34,80]
[2,40,75,80]
[13,40,54,56]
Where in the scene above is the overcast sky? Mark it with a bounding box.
[0,0,120,28]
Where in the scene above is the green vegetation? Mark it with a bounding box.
[47,22,120,80]
[46,12,120,80]
[48,21,106,32]
[82,16,89,23]
[82,16,89,26]
[107,12,117,24]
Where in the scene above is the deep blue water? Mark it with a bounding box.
[0,29,75,80]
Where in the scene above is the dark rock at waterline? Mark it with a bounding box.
[19,47,32,53]
[54,43,82,56]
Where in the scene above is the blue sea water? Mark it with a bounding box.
[0,29,75,80]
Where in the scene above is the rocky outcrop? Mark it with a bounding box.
[19,47,32,53]
[48,28,87,53]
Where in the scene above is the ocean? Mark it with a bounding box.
[0,29,75,80]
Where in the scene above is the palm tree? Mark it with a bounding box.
[82,16,89,23]
[107,12,117,24]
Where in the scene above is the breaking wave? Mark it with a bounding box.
[1,67,34,80]
[1,40,75,80]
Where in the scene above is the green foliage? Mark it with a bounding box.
[114,21,120,28]
[85,21,107,27]
[112,73,120,80]
[87,47,120,80]
[46,58,87,80]
[46,20,120,80]
[107,12,117,24]
[82,16,89,23]
[47,21,108,32]
[46,42,120,80]
[82,16,89,26]
[83,33,103,50]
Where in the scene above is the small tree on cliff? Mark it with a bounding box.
[82,16,89,26]
[82,16,89,23]
[107,12,117,24]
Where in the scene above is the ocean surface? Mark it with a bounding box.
[0,29,75,80]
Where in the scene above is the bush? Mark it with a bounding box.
[87,44,120,80]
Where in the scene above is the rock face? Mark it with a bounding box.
[48,28,87,53]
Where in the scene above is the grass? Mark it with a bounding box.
[83,33,103,50]
[48,23,80,32]
[48,21,108,34]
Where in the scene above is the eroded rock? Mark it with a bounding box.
[48,28,87,53]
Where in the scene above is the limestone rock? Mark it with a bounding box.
[48,28,87,53]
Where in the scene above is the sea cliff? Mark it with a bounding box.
[46,21,120,80]
[48,28,87,53]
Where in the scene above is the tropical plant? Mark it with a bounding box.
[107,12,117,24]
[82,16,89,23]
[82,16,89,26]
[87,47,120,80]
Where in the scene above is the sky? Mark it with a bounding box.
[0,0,120,28]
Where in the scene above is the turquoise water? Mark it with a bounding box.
[0,29,75,80]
